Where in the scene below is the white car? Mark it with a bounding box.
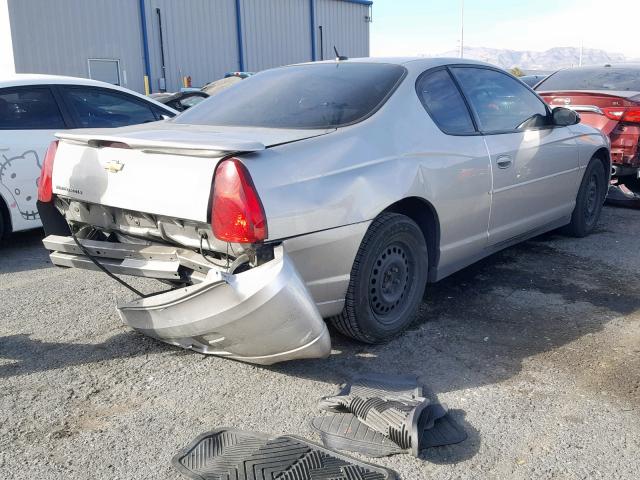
[0,74,177,240]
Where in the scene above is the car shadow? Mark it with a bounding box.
[267,235,640,462]
[275,237,640,386]
[0,331,176,379]
[0,229,51,274]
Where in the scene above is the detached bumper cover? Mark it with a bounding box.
[44,235,331,364]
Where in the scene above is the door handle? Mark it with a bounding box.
[496,155,512,169]
[0,146,9,152]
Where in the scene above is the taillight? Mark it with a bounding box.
[37,140,58,202]
[603,106,640,124]
[211,158,267,243]
[622,107,640,124]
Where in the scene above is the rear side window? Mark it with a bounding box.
[416,69,475,134]
[60,86,159,128]
[175,63,407,129]
[179,95,206,109]
[451,67,549,133]
[0,87,65,130]
[536,67,640,92]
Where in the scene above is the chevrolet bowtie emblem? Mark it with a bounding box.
[104,160,125,173]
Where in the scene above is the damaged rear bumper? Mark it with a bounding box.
[43,235,331,365]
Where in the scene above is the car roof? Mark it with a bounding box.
[0,73,178,113]
[293,56,495,71]
[0,73,127,88]
[555,63,640,71]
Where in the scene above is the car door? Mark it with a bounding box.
[414,67,492,274]
[0,86,69,232]
[450,66,580,246]
[57,85,166,128]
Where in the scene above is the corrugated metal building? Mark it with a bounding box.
[0,0,372,93]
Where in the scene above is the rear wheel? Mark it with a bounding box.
[329,213,428,343]
[564,158,607,237]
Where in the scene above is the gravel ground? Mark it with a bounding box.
[1,206,639,479]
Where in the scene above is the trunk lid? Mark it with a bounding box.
[538,91,640,167]
[52,123,332,223]
[538,90,640,135]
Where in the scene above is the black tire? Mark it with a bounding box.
[329,213,428,343]
[563,158,607,237]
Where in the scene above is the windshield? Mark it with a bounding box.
[536,67,640,92]
[174,63,406,129]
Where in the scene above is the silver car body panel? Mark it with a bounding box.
[52,125,334,223]
[44,57,610,363]
[282,221,371,318]
[483,128,580,245]
[117,245,331,365]
[43,237,331,365]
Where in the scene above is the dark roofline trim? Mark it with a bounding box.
[340,0,373,6]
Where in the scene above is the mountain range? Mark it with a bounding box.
[432,46,629,72]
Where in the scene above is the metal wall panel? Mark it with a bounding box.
[0,0,16,75]
[7,0,146,92]
[7,0,370,93]
[315,0,370,61]
[239,0,311,72]
[144,0,239,92]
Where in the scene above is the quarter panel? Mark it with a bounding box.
[283,221,371,317]
[243,64,492,281]
[569,123,611,170]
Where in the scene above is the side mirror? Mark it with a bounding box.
[552,107,580,126]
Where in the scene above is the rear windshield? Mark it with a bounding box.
[536,67,640,92]
[174,63,406,129]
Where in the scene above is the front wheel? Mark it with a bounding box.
[329,213,428,343]
[563,158,607,237]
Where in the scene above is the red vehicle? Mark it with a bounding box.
[535,65,640,183]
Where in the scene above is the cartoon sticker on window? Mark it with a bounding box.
[0,150,41,221]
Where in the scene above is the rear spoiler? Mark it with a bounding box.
[56,131,266,157]
[537,90,640,101]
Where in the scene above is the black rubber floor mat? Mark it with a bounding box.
[318,373,422,412]
[311,413,404,457]
[327,395,428,454]
[420,412,468,449]
[172,428,397,480]
[314,374,466,457]
[318,374,428,455]
[311,403,459,457]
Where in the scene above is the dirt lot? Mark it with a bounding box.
[1,206,639,479]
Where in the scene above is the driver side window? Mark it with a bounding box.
[450,67,549,133]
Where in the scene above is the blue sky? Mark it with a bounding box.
[371,0,640,59]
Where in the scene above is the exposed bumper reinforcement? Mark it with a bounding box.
[43,235,331,364]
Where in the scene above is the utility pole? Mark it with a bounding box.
[459,0,464,58]
[579,40,583,67]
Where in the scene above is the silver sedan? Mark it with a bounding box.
[40,57,610,364]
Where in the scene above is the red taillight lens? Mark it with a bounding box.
[211,158,267,243]
[603,108,624,121]
[603,106,640,124]
[622,107,640,124]
[37,140,58,202]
